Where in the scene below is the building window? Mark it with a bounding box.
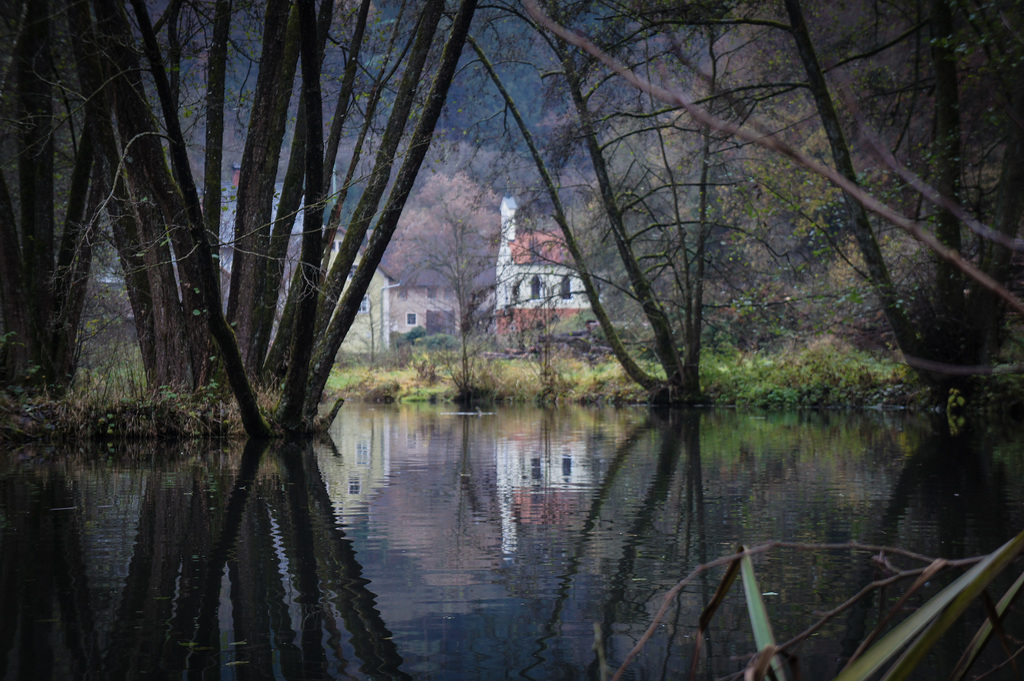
[512,282,520,304]
[399,287,408,300]
[406,312,417,326]
[530,275,542,299]
[427,287,436,299]
[358,296,369,314]
[560,276,572,300]
[348,475,361,495]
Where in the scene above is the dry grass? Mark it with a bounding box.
[1,381,254,442]
[328,353,649,405]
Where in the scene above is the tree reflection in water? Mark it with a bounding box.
[0,438,408,680]
[0,407,1021,680]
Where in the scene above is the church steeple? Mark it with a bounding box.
[500,196,517,242]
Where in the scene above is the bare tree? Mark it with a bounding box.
[391,171,498,399]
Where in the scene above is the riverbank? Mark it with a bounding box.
[328,339,923,408]
[4,339,1022,442]
[330,340,1024,421]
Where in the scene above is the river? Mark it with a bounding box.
[1,404,1022,680]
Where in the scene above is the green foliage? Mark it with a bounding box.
[329,354,649,405]
[394,327,459,352]
[968,373,1024,421]
[702,338,914,408]
[394,326,428,348]
[418,333,458,351]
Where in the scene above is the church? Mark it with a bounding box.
[493,196,589,334]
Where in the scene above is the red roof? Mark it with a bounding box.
[510,232,567,265]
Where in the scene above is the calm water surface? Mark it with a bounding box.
[1,405,1022,680]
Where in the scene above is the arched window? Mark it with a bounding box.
[530,275,542,299]
[560,275,571,300]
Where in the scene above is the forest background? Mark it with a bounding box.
[2,0,1023,437]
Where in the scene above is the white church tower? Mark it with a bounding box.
[493,196,589,334]
[495,196,518,311]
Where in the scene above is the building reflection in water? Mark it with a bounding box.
[320,407,393,522]
[495,425,595,555]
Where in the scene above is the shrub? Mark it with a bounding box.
[395,326,428,348]
[702,337,912,408]
[418,333,458,351]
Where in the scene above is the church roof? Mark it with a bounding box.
[510,231,568,265]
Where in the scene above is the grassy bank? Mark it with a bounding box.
[0,381,254,442]
[328,339,923,408]
[7,338,1023,442]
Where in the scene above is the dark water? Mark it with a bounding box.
[1,405,1022,680]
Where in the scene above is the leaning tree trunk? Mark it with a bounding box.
[255,0,336,388]
[275,0,327,432]
[263,0,377,383]
[299,0,480,427]
[558,45,687,398]
[271,0,446,400]
[784,0,922,360]
[310,2,446,346]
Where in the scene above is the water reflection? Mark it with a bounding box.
[0,406,1021,680]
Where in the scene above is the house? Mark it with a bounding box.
[330,239,458,355]
[493,196,589,334]
[387,271,458,337]
[326,235,401,357]
[335,264,399,357]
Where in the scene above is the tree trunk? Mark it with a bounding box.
[784,0,922,358]
[0,172,31,385]
[0,4,31,383]
[71,0,158,385]
[968,56,1024,363]
[311,2,446,344]
[928,0,966,329]
[263,0,378,382]
[226,0,299,377]
[300,0,480,425]
[558,47,687,397]
[0,0,95,392]
[49,125,99,388]
[275,0,327,432]
[92,0,214,389]
[256,0,335,388]
[128,0,271,437]
[680,116,713,399]
[202,0,231,257]
[13,0,56,385]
